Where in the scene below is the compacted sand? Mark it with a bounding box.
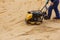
[0,0,60,40]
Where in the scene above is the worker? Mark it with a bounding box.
[46,0,60,19]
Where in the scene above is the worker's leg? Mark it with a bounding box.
[48,6,53,19]
[53,2,60,18]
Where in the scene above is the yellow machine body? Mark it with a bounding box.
[26,13,32,21]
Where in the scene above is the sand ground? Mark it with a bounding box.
[0,0,60,40]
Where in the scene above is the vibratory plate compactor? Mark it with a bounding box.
[25,3,49,25]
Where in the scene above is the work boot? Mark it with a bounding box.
[53,17,60,19]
